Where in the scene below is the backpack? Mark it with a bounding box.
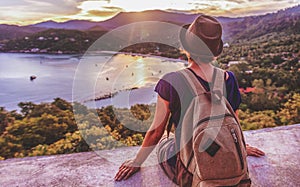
[175,67,251,187]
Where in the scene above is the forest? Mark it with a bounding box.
[0,89,299,160]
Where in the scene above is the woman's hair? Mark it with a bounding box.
[185,51,214,64]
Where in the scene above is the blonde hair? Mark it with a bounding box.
[184,51,215,64]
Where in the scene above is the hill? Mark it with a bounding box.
[225,5,300,41]
[27,10,199,31]
[32,20,105,31]
[0,9,238,41]
[0,5,299,53]
[0,25,46,41]
[96,10,197,29]
[2,29,106,53]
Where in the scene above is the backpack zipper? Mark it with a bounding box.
[195,113,233,129]
[230,128,244,170]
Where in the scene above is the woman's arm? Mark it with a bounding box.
[114,95,170,181]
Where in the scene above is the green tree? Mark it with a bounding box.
[0,107,14,135]
[5,114,68,149]
[52,98,72,111]
[278,93,300,125]
[239,109,277,130]
[29,131,90,156]
[18,102,36,117]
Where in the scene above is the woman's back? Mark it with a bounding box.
[154,67,241,129]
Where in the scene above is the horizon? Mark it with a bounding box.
[0,0,299,26]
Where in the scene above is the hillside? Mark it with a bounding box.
[225,5,300,42]
[23,10,199,31]
[2,29,106,54]
[0,5,299,53]
[97,10,197,29]
[0,25,46,41]
[32,20,106,31]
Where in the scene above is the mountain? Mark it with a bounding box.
[27,10,240,42]
[0,25,46,41]
[98,10,198,29]
[29,10,238,30]
[0,5,299,46]
[87,25,109,31]
[225,5,300,41]
[29,10,200,31]
[0,9,238,41]
[32,20,104,31]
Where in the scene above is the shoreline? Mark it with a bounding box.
[1,52,185,111]
[0,51,187,64]
[83,86,139,103]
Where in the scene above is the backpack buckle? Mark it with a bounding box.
[211,90,222,104]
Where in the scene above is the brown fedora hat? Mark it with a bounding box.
[180,15,223,57]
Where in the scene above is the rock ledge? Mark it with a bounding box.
[1,124,299,187]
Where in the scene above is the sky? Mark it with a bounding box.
[0,0,299,26]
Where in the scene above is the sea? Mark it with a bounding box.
[0,53,185,111]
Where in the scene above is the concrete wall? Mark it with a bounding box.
[1,124,299,187]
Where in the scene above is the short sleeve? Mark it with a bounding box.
[225,71,242,111]
[154,78,172,101]
[154,72,181,112]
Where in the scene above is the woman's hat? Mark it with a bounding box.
[180,15,223,57]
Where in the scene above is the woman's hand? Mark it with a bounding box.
[114,159,141,181]
[114,96,170,181]
[246,144,265,157]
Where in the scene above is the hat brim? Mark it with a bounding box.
[179,24,223,57]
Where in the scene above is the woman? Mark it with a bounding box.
[115,15,264,183]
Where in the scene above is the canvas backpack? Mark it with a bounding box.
[175,67,251,187]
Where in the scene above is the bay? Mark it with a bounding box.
[0,53,185,110]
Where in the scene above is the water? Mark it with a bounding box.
[0,53,185,110]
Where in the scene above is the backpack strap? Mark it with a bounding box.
[180,67,240,124]
[213,69,244,142]
[213,67,240,121]
[178,68,208,96]
[180,67,225,103]
[211,67,224,95]
[166,69,207,137]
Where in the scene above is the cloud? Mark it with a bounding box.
[22,0,83,14]
[87,6,123,17]
[0,0,87,25]
[0,0,28,6]
[223,1,298,17]
[170,0,299,17]
[227,0,247,3]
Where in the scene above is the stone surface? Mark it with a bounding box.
[0,124,299,187]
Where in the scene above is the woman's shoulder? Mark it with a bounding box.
[161,71,179,78]
[157,70,189,91]
[156,71,177,87]
[225,70,237,82]
[160,71,183,83]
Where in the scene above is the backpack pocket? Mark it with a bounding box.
[193,119,246,181]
